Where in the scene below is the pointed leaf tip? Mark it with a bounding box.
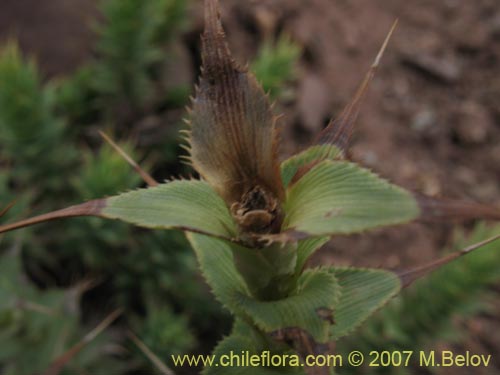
[397,234,500,288]
[373,19,398,68]
[204,0,223,35]
[189,0,283,208]
[42,309,122,375]
[201,0,240,79]
[314,21,397,154]
[1,182,238,239]
[0,199,106,235]
[98,131,158,187]
[0,200,16,218]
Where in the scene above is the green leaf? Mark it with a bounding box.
[236,269,339,343]
[186,233,249,316]
[295,237,330,275]
[188,233,339,343]
[283,161,419,236]
[280,145,341,188]
[330,267,401,339]
[102,180,237,239]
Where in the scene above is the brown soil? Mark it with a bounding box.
[0,0,97,77]
[1,0,499,373]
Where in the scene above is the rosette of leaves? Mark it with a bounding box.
[1,1,499,374]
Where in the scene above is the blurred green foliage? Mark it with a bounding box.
[92,0,184,115]
[57,0,190,127]
[0,252,125,375]
[0,1,302,373]
[251,33,301,99]
[0,43,77,199]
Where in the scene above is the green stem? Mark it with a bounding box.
[231,242,298,300]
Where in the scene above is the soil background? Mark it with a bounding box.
[1,0,499,374]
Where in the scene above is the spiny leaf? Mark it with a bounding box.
[188,0,283,205]
[186,232,249,316]
[0,181,238,240]
[283,161,419,237]
[329,268,401,339]
[187,233,338,343]
[397,234,500,288]
[101,180,237,238]
[235,269,340,343]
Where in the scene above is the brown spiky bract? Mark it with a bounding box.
[187,0,283,235]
